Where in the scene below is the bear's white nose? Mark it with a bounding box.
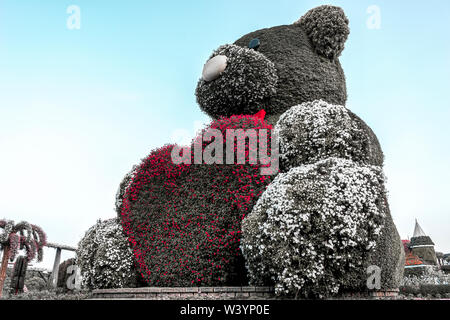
[202,55,227,82]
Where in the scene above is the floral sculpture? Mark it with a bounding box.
[0,219,46,297]
[114,5,404,296]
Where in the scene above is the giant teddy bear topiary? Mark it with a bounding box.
[117,5,404,295]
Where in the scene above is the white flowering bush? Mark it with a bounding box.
[402,266,450,287]
[275,100,380,171]
[241,158,387,298]
[76,218,136,289]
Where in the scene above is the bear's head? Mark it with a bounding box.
[196,5,350,125]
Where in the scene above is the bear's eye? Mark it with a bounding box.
[248,38,260,51]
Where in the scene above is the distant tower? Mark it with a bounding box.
[409,220,438,265]
[413,219,427,238]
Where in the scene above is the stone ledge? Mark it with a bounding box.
[340,289,400,298]
[92,287,401,300]
[92,286,275,299]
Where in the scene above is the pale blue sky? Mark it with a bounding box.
[0,0,449,268]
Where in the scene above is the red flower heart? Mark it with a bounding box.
[120,113,275,286]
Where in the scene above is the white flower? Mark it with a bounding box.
[76,218,135,290]
[241,157,387,298]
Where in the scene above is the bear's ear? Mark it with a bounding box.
[295,5,350,60]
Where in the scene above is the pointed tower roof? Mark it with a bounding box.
[410,219,435,248]
[413,219,427,238]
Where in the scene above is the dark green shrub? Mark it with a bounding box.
[420,284,450,296]
[1,288,92,300]
[24,270,48,292]
[9,256,28,295]
[400,286,419,295]
[57,258,76,289]
[410,236,434,247]
[400,284,450,297]
[404,267,426,278]
[296,5,349,60]
[361,204,405,290]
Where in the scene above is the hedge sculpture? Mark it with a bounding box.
[120,115,274,286]
[57,258,76,290]
[116,5,404,295]
[76,219,137,289]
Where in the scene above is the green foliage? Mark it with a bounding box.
[404,267,426,278]
[0,219,46,262]
[410,236,435,246]
[9,256,28,295]
[4,268,49,293]
[57,258,76,289]
[361,208,405,290]
[400,284,450,297]
[402,265,449,287]
[297,5,350,60]
[1,288,92,300]
[24,271,48,292]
